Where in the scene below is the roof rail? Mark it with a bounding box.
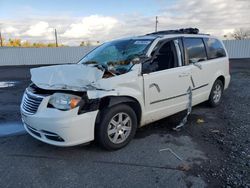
[146,28,201,35]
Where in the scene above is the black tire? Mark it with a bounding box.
[208,79,224,107]
[95,104,137,150]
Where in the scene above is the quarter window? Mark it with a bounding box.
[204,38,226,59]
[184,38,207,64]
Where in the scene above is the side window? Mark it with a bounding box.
[184,38,207,64]
[204,38,226,59]
[153,41,179,72]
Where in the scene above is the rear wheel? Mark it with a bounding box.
[208,79,224,107]
[95,104,137,150]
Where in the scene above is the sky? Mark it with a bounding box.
[0,0,250,45]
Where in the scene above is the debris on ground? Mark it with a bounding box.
[159,148,183,161]
[196,118,205,124]
[211,129,220,133]
[178,163,191,171]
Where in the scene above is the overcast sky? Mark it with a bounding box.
[0,0,250,45]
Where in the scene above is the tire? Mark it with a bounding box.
[95,104,137,150]
[208,79,224,107]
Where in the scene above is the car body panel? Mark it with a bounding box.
[142,65,192,125]
[21,94,98,146]
[31,64,104,91]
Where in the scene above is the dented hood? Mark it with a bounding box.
[31,64,104,91]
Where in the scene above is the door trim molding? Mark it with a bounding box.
[150,83,208,104]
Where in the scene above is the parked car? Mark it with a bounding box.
[20,28,230,150]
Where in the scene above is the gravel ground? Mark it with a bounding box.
[0,60,249,187]
[136,59,250,187]
[190,59,250,187]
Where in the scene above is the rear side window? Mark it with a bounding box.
[184,38,207,64]
[204,38,226,59]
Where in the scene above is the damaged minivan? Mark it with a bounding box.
[21,28,230,150]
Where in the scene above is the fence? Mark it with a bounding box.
[0,39,249,66]
[0,46,94,66]
[223,39,250,59]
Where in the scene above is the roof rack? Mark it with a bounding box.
[146,28,201,35]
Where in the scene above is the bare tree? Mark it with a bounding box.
[232,28,250,40]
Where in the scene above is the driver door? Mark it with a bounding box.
[142,39,192,124]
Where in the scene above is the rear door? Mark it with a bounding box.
[183,37,228,105]
[142,39,192,123]
[183,37,210,105]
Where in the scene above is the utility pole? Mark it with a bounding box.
[55,29,58,47]
[155,16,158,32]
[0,31,3,47]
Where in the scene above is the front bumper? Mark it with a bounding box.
[21,94,99,147]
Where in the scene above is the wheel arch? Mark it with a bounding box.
[211,69,225,90]
[95,96,142,127]
[216,75,225,88]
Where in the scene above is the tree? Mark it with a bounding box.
[80,41,91,47]
[232,28,250,40]
[32,42,47,48]
[22,41,32,47]
[2,37,65,47]
[47,43,57,47]
[7,38,21,47]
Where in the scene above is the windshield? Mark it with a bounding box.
[78,39,153,73]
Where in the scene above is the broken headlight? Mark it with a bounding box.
[48,93,81,110]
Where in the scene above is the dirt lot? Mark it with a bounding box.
[0,60,249,187]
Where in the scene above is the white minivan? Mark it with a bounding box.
[21,28,230,150]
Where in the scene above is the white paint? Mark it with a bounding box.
[143,66,192,124]
[31,64,104,91]
[22,107,98,146]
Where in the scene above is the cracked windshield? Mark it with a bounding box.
[79,39,152,74]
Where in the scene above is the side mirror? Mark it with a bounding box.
[131,57,140,64]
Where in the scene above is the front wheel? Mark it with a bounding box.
[208,79,224,107]
[95,104,137,150]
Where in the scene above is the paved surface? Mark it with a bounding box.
[0,60,249,187]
